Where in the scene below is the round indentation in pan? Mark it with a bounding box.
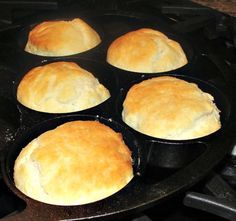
[13,58,118,126]
[98,14,194,78]
[1,114,141,205]
[116,74,231,169]
[17,17,104,59]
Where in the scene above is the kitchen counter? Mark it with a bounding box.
[192,0,236,16]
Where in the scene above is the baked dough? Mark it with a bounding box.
[107,28,188,73]
[25,18,101,56]
[14,120,133,205]
[17,61,110,113]
[122,76,221,140]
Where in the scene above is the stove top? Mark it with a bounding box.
[0,0,235,221]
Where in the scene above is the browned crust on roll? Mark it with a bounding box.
[25,18,101,56]
[14,120,133,205]
[17,61,110,113]
[122,76,221,140]
[107,28,188,73]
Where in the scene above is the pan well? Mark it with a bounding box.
[117,74,231,169]
[12,58,118,127]
[17,17,104,58]
[3,115,141,205]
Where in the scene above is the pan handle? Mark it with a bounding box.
[183,172,236,221]
[1,206,34,221]
[0,201,58,221]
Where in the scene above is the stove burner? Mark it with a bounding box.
[220,155,236,188]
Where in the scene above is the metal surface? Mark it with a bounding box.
[184,173,236,221]
[0,7,235,221]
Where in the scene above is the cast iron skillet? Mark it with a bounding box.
[1,120,234,221]
[0,9,235,221]
[1,75,234,220]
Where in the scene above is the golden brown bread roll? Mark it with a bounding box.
[122,76,221,140]
[17,61,110,113]
[107,28,188,73]
[14,120,133,205]
[25,18,101,56]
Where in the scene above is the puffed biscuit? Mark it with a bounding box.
[107,28,187,73]
[122,76,221,140]
[25,18,101,56]
[14,120,133,205]
[17,61,110,113]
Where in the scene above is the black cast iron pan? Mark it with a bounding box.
[1,75,234,220]
[1,117,234,221]
[0,8,235,221]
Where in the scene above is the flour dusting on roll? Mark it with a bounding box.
[25,18,101,56]
[14,120,133,205]
[107,28,187,73]
[122,76,221,140]
[17,61,110,113]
